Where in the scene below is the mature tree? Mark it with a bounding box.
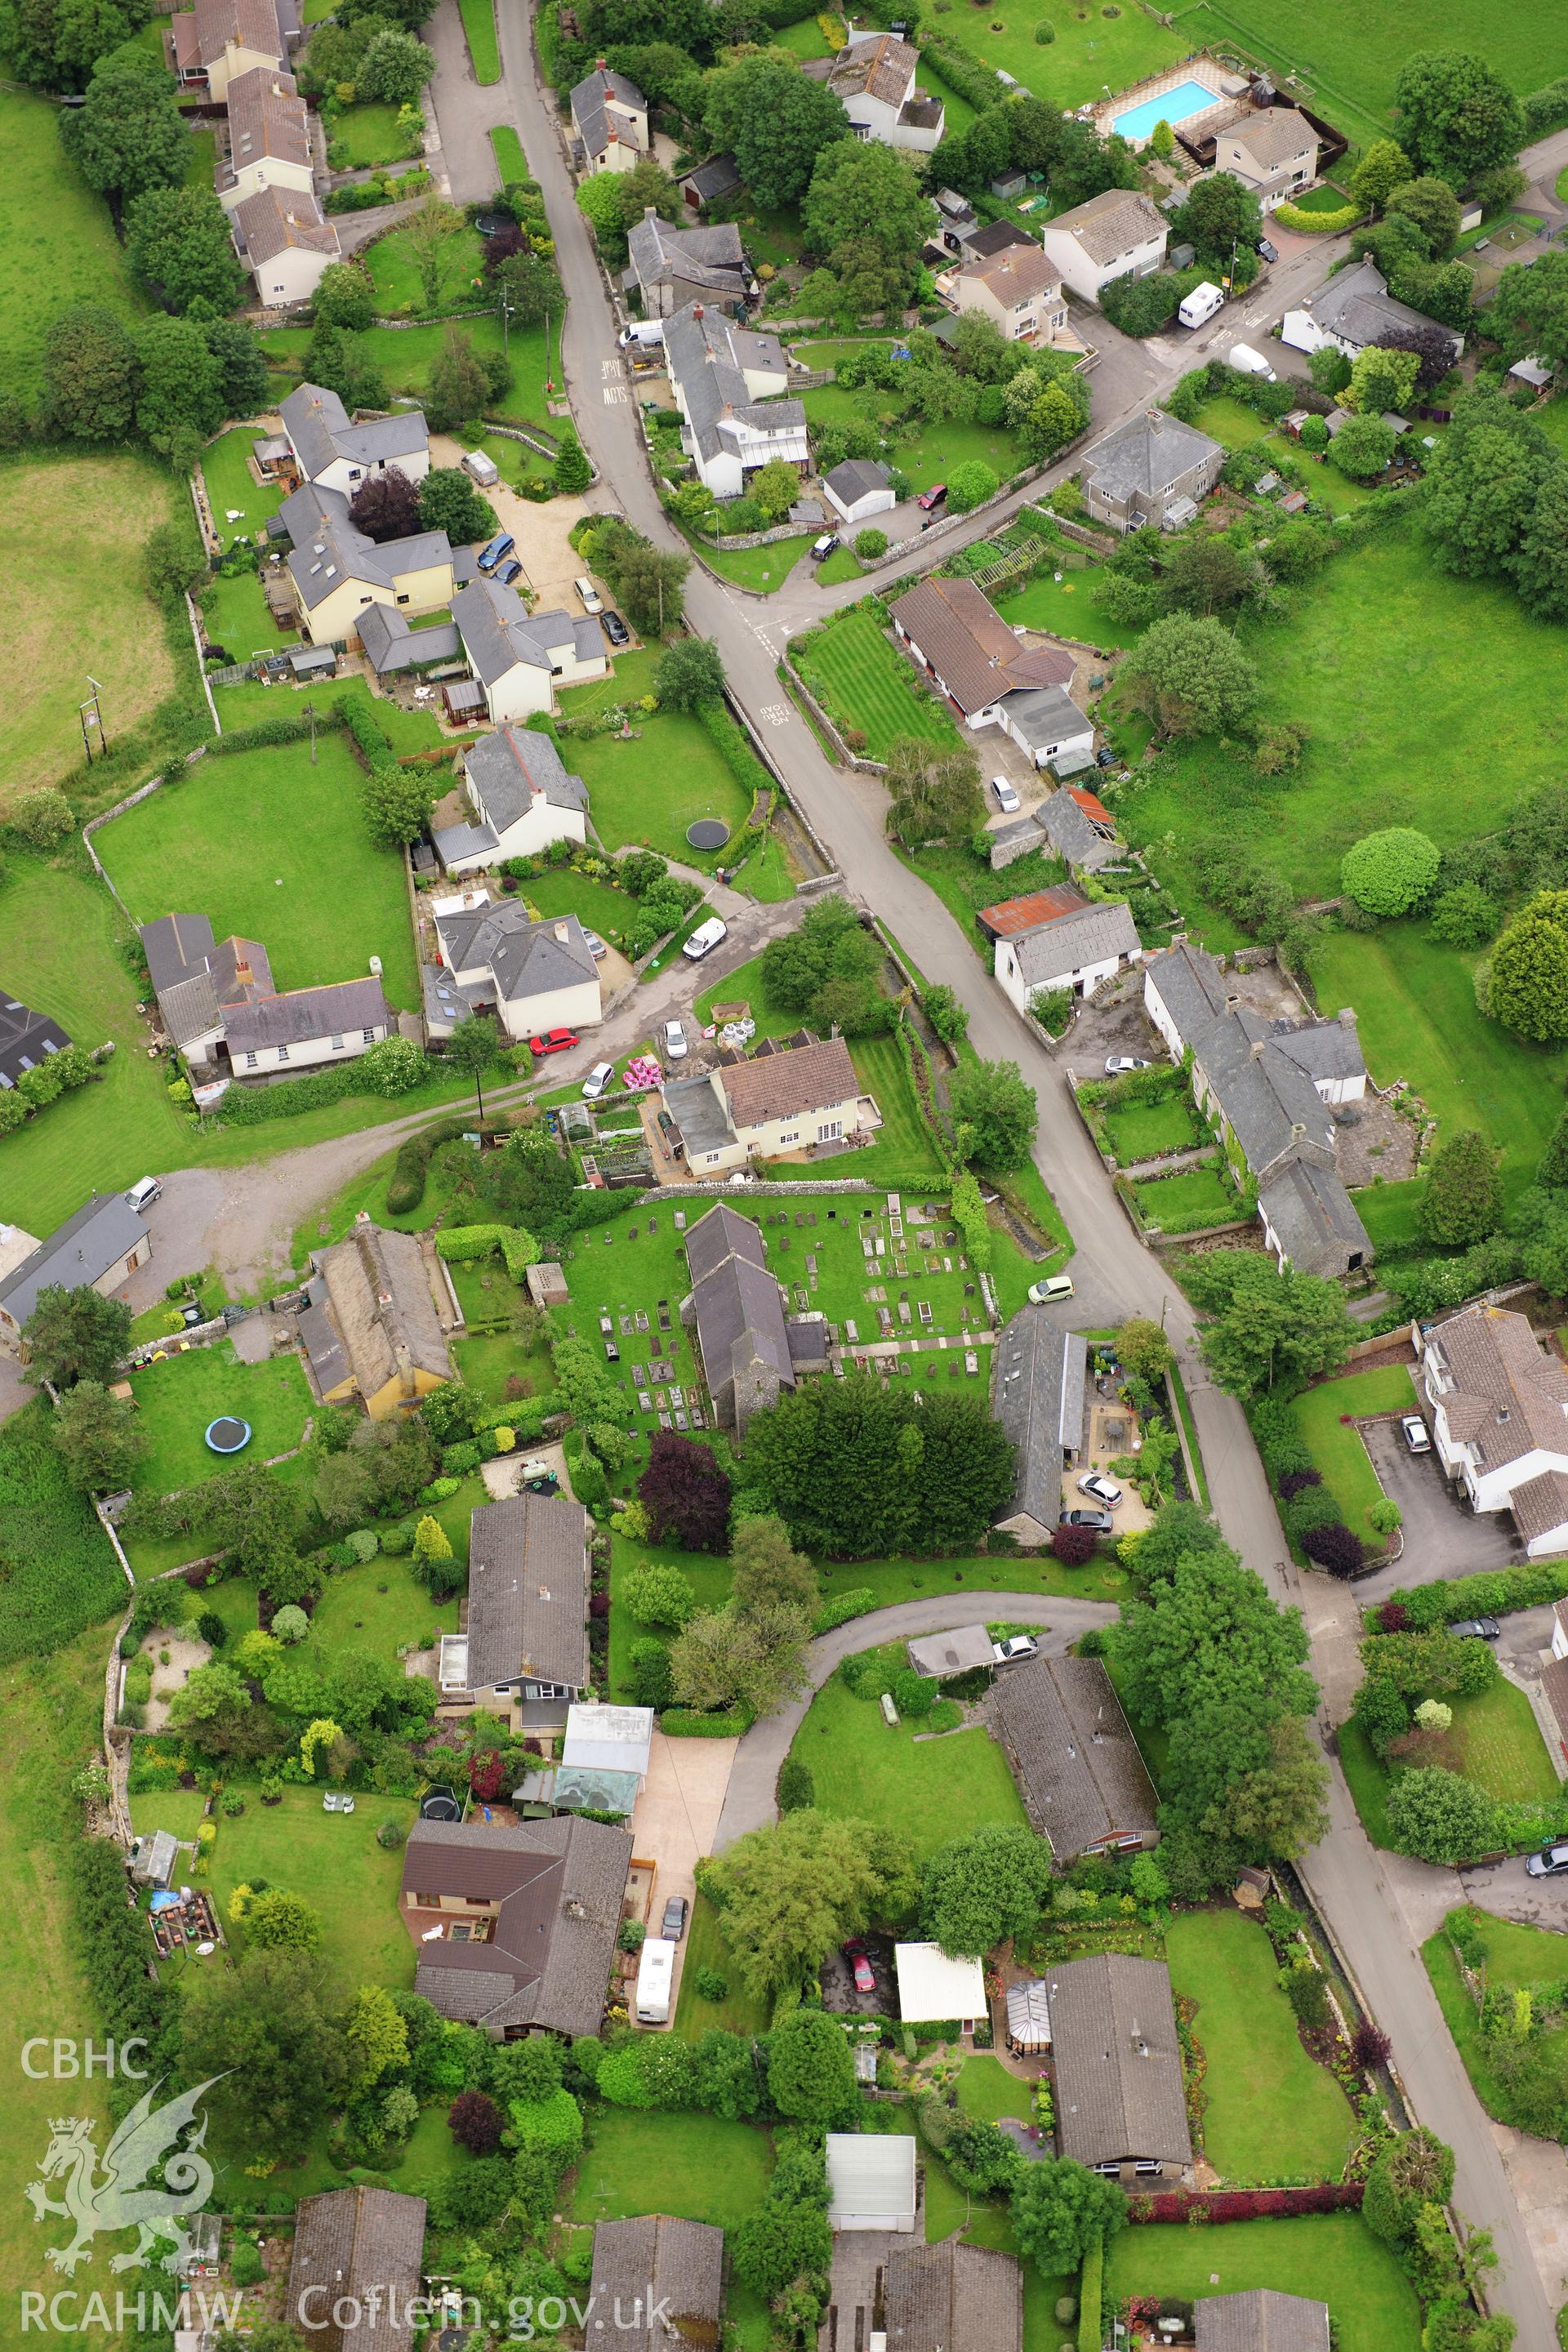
[1122,612,1258,738]
[622,1559,697,1629]
[768,2007,858,2125]
[760,892,886,1034]
[802,138,933,307]
[1375,317,1465,393]
[1490,249,1568,374]
[181,1946,352,2160]
[131,313,221,467]
[1117,1317,1174,1386]
[40,302,140,441]
[1393,51,1524,185]
[1386,172,1462,259]
[303,320,387,412]
[1214,1712,1329,1858]
[931,105,1018,200]
[60,47,186,201]
[700,1811,917,1996]
[1190,1251,1354,1398]
[1421,1128,1502,1246]
[945,457,1000,516]
[1045,116,1139,211]
[670,1599,812,1717]
[1484,889,1568,1040]
[125,185,246,314]
[731,2197,833,2302]
[1330,412,1397,479]
[884,737,985,850]
[553,423,593,495]
[730,1513,817,1616]
[920,1826,1054,1958]
[203,315,270,413]
[313,258,377,331]
[190,1460,301,1577]
[1159,531,1263,618]
[1307,345,1353,399]
[349,464,424,543]
[359,761,438,848]
[639,1430,732,1552]
[610,152,681,232]
[1386,1766,1499,1864]
[444,1012,505,1116]
[738,1374,1013,1559]
[750,456,801,524]
[1010,2158,1127,2273]
[244,1889,323,1951]
[1114,1544,1316,1735]
[145,518,207,603]
[1425,391,1557,578]
[906,1392,1017,1552]
[705,53,850,209]
[1363,2127,1455,2247]
[424,330,491,432]
[1007,362,1089,461]
[1347,343,1421,418]
[594,523,688,635]
[51,1379,148,1491]
[1511,466,1568,623]
[653,635,725,711]
[492,244,560,328]
[949,1058,1038,1172]
[576,169,628,247]
[1176,169,1261,256]
[448,2088,504,2154]
[21,1284,132,1389]
[1340,826,1441,916]
[400,198,466,311]
[1538,1104,1568,1192]
[1352,137,1414,213]
[356,24,435,103]
[416,465,497,547]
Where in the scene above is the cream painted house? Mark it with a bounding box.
[1215,108,1319,209]
[951,244,1067,345]
[280,381,430,497]
[1421,1304,1568,1555]
[662,1037,880,1173]
[303,1219,452,1419]
[216,65,314,211]
[171,0,288,102]
[231,185,340,304]
[450,577,608,726]
[277,480,452,644]
[663,303,808,501]
[432,727,590,875]
[824,31,944,153]
[1040,187,1167,305]
[569,65,647,172]
[434,902,603,1043]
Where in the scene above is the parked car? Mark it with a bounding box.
[478,532,514,573]
[1027,1274,1075,1303]
[1258,236,1279,263]
[600,610,630,646]
[125,1176,162,1213]
[528,1027,579,1057]
[844,1940,875,1994]
[574,574,604,613]
[1526,1841,1568,1878]
[1401,1414,1432,1454]
[991,1633,1039,1666]
[1060,1508,1113,1533]
[581,929,608,963]
[683,915,728,961]
[662,1895,689,1940]
[1077,1471,1123,1508]
[495,558,523,587]
[811,532,840,560]
[581,1060,615,1099]
[991,776,1021,814]
[1451,1618,1501,1642]
[663,1018,689,1061]
[917,483,947,511]
[1104,1055,1151,1075]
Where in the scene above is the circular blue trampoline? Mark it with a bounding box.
[204,1416,252,1455]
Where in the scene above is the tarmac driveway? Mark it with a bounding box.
[1355,1417,1521,1601]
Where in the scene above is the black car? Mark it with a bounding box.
[1060,1508,1113,1534]
[662,1895,688,1940]
[600,610,630,647]
[1451,1617,1501,1641]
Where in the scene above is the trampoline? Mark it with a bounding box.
[204,1416,252,1454]
[686,818,730,852]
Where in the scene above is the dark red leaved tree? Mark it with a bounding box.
[1051,1524,1098,1565]
[1377,1601,1411,1633]
[1351,2020,1392,2071]
[1302,1521,1366,1576]
[469,1748,505,1801]
[348,464,423,543]
[637,1429,732,1552]
[448,2090,503,2154]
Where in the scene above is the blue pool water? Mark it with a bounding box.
[1113,78,1217,140]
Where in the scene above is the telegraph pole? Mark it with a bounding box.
[78,678,107,764]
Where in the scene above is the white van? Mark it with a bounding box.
[1227,341,1277,382]
[125,1177,162,1214]
[618,320,665,349]
[635,1936,676,2025]
[1178,281,1224,329]
[683,915,728,961]
[462,449,500,487]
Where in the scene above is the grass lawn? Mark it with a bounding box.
[490,124,528,184]
[674,1891,773,2039]
[773,12,832,55]
[201,425,285,554]
[305,1552,461,1662]
[996,564,1144,651]
[366,222,489,316]
[1102,1093,1200,1163]
[895,839,1069,950]
[130,1785,419,1984]
[787,1658,1027,1858]
[332,102,414,167]
[1189,396,1371,515]
[562,710,753,869]
[1130,1163,1240,1236]
[955,2055,1031,2124]
[572,2106,773,2230]
[1292,1364,1415,1538]
[201,565,287,660]
[1107,2213,1420,2352]
[1343,1678,1556,1851]
[1423,1909,1568,2133]
[261,310,559,435]
[1204,0,1566,131]
[797,392,1026,500]
[796,610,962,762]
[96,732,419,1007]
[1338,1718,1396,1850]
[0,449,179,812]
[457,0,500,79]
[0,87,147,395]
[1123,522,1568,924]
[1165,1909,1356,2181]
[523,867,646,951]
[1310,924,1568,1206]
[697,533,814,593]
[128,1343,314,1496]
[938,2,1183,114]
[210,675,456,751]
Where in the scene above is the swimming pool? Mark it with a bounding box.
[1113,78,1218,142]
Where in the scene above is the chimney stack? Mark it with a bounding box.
[1250,1037,1267,1060]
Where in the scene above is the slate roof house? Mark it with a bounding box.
[284,2185,425,2352]
[400,1812,634,2038]
[1420,1303,1568,1555]
[1142,943,1370,1276]
[680,152,743,215]
[680,1199,794,1439]
[884,2239,1023,2352]
[990,1652,1160,1855]
[280,381,430,493]
[440,575,608,724]
[991,1308,1086,1544]
[442,1492,591,1727]
[822,457,897,527]
[302,1218,452,1417]
[889,574,1091,764]
[1040,785,1121,873]
[820,29,944,150]
[627,209,749,317]
[1281,257,1464,366]
[663,301,808,500]
[432,726,590,875]
[1040,187,1168,304]
[1195,2292,1331,2352]
[980,884,1141,1012]
[232,182,340,304]
[0,991,69,1089]
[662,1036,879,1174]
[433,902,603,1044]
[587,2216,724,2352]
[570,63,647,172]
[275,478,452,647]
[1047,1952,1192,2179]
[140,912,394,1081]
[1081,408,1225,534]
[216,63,312,211]
[0,1194,152,1355]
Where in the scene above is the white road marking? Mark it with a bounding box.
[601,359,620,378]
[759,703,791,728]
[602,386,628,404]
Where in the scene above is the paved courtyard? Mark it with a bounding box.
[1355,1418,1521,1599]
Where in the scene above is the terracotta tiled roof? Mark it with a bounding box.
[977,884,1093,938]
[720,1036,859,1130]
[889,573,1076,716]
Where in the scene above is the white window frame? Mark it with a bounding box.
[277,1045,290,1062]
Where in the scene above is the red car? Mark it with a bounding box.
[916,483,947,511]
[528,1027,579,1057]
[844,1940,875,1994]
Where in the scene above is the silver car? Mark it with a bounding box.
[662,1018,689,1061]
[581,1060,615,1099]
[1077,1471,1122,1509]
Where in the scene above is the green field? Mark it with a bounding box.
[0,87,147,395]
[996,564,1144,651]
[1,448,180,811]
[572,2105,773,2229]
[798,389,1025,499]
[96,733,419,1007]
[307,1552,461,1662]
[673,1891,773,2040]
[1311,924,1568,1205]
[201,566,285,660]
[1343,1677,1557,1849]
[955,2054,1031,2124]
[261,310,560,435]
[1166,1909,1356,2181]
[696,533,815,593]
[1188,395,1372,516]
[458,0,500,80]
[332,101,414,168]
[366,220,490,316]
[797,610,963,761]
[936,3,1183,115]
[787,1653,1028,1858]
[1101,1092,1200,1163]
[201,425,286,554]
[1107,2213,1420,2352]
[128,1343,314,1496]
[1130,1162,1240,1235]
[1291,1365,1415,1539]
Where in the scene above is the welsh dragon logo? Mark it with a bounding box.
[26,2078,223,2277]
